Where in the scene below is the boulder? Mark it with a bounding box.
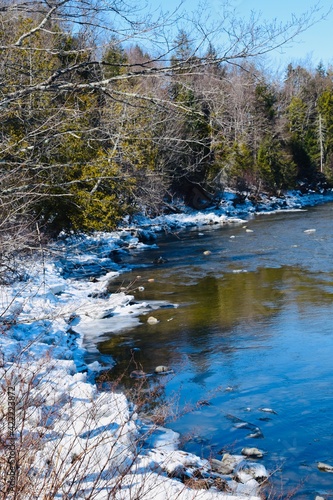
[234,460,269,483]
[133,229,157,244]
[317,462,333,473]
[211,453,243,475]
[130,370,147,379]
[147,316,159,325]
[155,365,171,374]
[241,447,265,458]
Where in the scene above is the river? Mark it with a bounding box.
[97,202,333,498]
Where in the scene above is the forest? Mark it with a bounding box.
[1,0,333,242]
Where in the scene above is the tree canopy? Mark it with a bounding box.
[0,0,332,243]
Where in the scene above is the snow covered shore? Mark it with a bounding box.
[1,189,333,499]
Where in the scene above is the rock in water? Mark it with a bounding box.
[155,365,171,374]
[210,453,243,475]
[241,447,265,458]
[147,316,159,324]
[259,407,278,415]
[130,370,147,379]
[317,462,333,473]
[153,256,168,265]
[133,229,157,244]
[235,460,269,483]
[225,414,264,439]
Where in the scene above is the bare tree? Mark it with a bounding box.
[0,0,329,249]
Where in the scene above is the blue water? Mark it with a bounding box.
[98,203,333,498]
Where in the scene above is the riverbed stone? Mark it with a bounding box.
[210,453,243,475]
[317,462,333,472]
[232,477,260,496]
[147,316,159,324]
[234,460,269,483]
[155,365,171,373]
[130,370,147,379]
[133,229,157,244]
[153,256,168,264]
[241,447,265,458]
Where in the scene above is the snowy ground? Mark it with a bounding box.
[1,189,333,499]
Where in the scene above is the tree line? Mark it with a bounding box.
[0,0,332,241]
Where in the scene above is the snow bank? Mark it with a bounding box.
[129,188,333,231]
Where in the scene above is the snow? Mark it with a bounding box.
[1,189,333,499]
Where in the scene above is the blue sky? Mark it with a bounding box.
[147,0,333,68]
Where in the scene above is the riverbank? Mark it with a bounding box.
[1,189,333,498]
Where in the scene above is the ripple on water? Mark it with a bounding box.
[97,202,333,497]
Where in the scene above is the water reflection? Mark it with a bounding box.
[97,204,333,498]
[99,264,333,433]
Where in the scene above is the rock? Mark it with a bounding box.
[225,413,264,439]
[130,370,147,379]
[211,454,243,475]
[211,458,232,475]
[259,407,278,415]
[166,463,186,479]
[109,249,126,263]
[88,276,99,283]
[147,316,159,325]
[197,400,211,407]
[317,462,333,473]
[232,477,260,496]
[155,365,171,373]
[234,460,269,483]
[153,256,168,265]
[133,229,157,244]
[247,428,264,439]
[241,447,265,458]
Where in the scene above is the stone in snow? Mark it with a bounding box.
[210,453,243,475]
[234,460,269,483]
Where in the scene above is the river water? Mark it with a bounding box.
[98,203,333,498]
